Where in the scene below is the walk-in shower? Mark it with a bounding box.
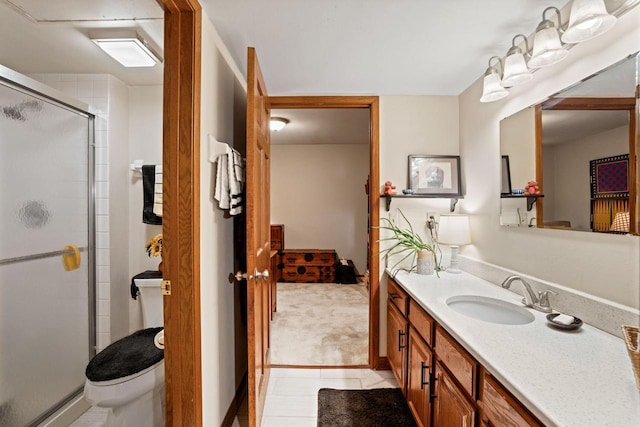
[0,65,96,426]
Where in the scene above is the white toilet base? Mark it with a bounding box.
[105,383,165,427]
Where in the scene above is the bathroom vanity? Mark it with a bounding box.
[385,269,639,427]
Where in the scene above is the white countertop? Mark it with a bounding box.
[388,269,640,427]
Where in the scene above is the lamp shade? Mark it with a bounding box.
[501,47,533,87]
[562,0,617,44]
[438,214,471,245]
[480,71,509,103]
[270,117,289,131]
[528,21,569,68]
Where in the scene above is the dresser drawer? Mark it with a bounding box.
[281,265,335,283]
[387,277,409,316]
[480,372,543,427]
[435,325,478,399]
[409,299,434,347]
[281,249,337,266]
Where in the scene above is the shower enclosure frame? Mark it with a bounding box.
[0,64,97,426]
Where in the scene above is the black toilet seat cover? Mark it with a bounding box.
[86,327,164,382]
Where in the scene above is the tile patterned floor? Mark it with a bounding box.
[257,368,399,427]
[73,368,397,426]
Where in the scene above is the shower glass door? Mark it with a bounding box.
[0,75,94,426]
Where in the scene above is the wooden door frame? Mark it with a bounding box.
[268,96,382,369]
[158,0,202,425]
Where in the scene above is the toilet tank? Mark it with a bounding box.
[134,278,164,327]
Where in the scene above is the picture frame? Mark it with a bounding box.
[408,155,461,196]
[501,155,512,195]
[590,154,629,199]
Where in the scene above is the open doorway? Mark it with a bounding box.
[268,104,374,367]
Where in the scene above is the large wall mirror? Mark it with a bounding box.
[500,52,639,235]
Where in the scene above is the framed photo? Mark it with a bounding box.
[408,155,461,196]
[590,154,629,199]
[501,155,512,195]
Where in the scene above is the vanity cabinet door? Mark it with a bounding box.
[407,328,433,427]
[433,363,476,427]
[479,373,543,427]
[387,299,408,394]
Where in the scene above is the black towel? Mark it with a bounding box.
[130,270,163,300]
[142,165,162,225]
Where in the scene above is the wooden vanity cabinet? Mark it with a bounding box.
[387,300,408,394]
[433,325,478,426]
[478,371,543,427]
[387,277,409,394]
[407,327,433,427]
[433,363,476,427]
[385,274,543,427]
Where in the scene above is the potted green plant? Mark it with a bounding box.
[377,210,438,276]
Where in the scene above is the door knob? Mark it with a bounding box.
[234,270,253,281]
[255,269,269,280]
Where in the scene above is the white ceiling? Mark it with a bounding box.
[271,109,370,145]
[1,0,635,149]
[200,0,572,96]
[0,0,164,86]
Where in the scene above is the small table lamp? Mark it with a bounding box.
[438,214,471,274]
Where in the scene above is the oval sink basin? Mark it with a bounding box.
[446,295,535,325]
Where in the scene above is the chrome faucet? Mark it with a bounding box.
[500,275,557,313]
[528,217,537,227]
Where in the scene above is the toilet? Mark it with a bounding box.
[84,277,165,427]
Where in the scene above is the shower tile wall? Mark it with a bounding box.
[30,73,112,352]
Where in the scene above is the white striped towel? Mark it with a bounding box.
[153,165,163,217]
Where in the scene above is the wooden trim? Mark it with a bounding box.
[159,0,202,425]
[269,364,370,369]
[542,97,636,110]
[629,107,637,234]
[377,357,391,371]
[221,373,248,427]
[267,96,380,370]
[534,104,543,225]
[369,98,381,370]
[269,96,377,109]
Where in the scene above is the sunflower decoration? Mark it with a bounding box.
[146,233,163,257]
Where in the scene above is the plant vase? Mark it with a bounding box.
[416,249,434,275]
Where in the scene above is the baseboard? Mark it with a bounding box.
[376,357,390,371]
[221,373,248,427]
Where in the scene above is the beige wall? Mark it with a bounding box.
[459,7,640,308]
[200,11,247,426]
[127,85,164,332]
[378,95,460,356]
[271,144,369,273]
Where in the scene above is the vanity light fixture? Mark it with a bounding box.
[501,34,533,87]
[437,214,471,274]
[562,0,617,44]
[480,57,509,103]
[528,7,569,68]
[270,117,289,132]
[90,30,162,67]
[479,0,633,103]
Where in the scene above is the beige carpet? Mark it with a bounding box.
[270,282,369,366]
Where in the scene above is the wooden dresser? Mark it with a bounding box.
[270,224,285,281]
[280,249,337,283]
